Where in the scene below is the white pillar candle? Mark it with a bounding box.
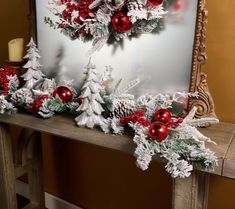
[8,38,24,62]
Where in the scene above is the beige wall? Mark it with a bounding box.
[204,1,235,209]
[1,0,235,209]
[0,0,29,66]
[203,0,235,123]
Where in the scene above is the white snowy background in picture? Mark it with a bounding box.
[36,0,197,95]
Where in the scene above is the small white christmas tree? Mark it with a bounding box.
[21,37,45,89]
[75,58,109,133]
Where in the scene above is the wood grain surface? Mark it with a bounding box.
[0,124,17,209]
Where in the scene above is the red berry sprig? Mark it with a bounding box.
[29,95,48,115]
[0,66,16,95]
[120,110,151,127]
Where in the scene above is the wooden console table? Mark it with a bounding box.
[0,113,235,209]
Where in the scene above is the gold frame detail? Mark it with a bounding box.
[188,0,216,118]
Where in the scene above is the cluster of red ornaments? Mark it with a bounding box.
[0,66,16,95]
[120,108,183,143]
[149,109,183,142]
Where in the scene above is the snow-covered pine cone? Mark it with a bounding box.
[112,99,136,118]
[104,0,125,10]
[11,88,33,106]
[128,0,145,11]
[127,0,147,23]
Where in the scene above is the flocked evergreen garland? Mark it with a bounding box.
[44,0,174,52]
[0,39,219,178]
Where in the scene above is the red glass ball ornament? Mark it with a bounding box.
[147,0,164,7]
[53,86,73,103]
[154,109,171,124]
[148,122,168,142]
[111,11,132,33]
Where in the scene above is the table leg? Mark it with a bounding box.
[0,123,17,209]
[15,129,45,209]
[172,171,209,209]
[27,132,45,209]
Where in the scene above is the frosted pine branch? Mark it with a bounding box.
[148,5,168,20]
[114,78,140,96]
[183,106,219,127]
[0,95,17,114]
[7,75,19,94]
[38,99,55,118]
[186,118,219,127]
[108,117,124,134]
[127,0,147,23]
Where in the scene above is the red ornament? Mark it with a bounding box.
[148,122,168,142]
[147,0,164,7]
[53,86,73,103]
[111,10,132,33]
[154,109,171,124]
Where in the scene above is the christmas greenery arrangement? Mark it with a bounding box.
[0,38,219,178]
[44,0,177,52]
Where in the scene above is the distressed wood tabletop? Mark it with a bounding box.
[0,113,234,179]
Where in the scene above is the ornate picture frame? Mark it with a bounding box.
[188,0,216,118]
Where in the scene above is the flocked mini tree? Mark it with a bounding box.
[21,37,45,89]
[75,58,109,133]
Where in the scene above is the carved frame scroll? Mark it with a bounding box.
[188,0,216,118]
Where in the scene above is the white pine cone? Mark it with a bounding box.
[112,99,136,118]
[11,88,33,105]
[128,0,145,11]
